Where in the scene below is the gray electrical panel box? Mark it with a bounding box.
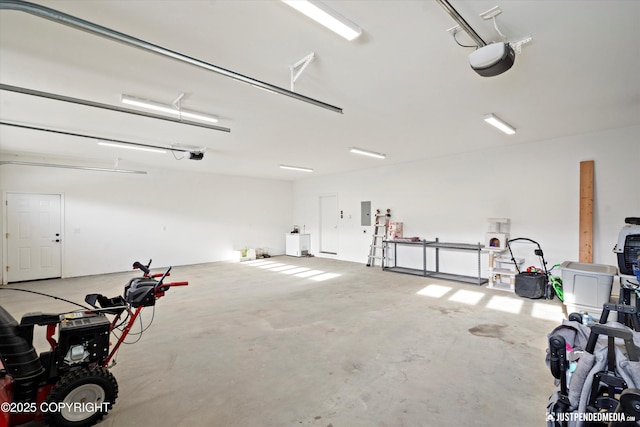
[361,201,371,226]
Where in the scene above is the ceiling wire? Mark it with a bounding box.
[436,0,486,48]
[491,16,507,40]
[453,29,476,48]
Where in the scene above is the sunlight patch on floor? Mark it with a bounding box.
[240,260,341,283]
[281,267,310,275]
[269,265,301,272]
[295,269,325,278]
[416,284,452,298]
[531,301,565,322]
[259,263,285,269]
[243,260,273,267]
[448,289,485,305]
[416,282,565,320]
[486,295,523,314]
[310,273,341,282]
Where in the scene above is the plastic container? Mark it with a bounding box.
[560,261,618,320]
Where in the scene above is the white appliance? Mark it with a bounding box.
[286,233,310,257]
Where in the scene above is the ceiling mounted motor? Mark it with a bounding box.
[469,42,515,77]
[437,0,529,77]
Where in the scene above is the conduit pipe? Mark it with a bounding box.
[0,161,147,174]
[0,121,199,155]
[0,0,343,114]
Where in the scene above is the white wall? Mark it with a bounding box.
[2,125,637,282]
[1,164,292,279]
[293,125,640,276]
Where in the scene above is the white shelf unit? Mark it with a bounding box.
[487,250,523,292]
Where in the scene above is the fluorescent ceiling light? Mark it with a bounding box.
[349,147,386,159]
[483,113,516,135]
[280,164,314,172]
[282,0,362,41]
[121,95,219,123]
[98,142,167,154]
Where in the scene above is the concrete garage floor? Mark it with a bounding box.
[2,257,567,427]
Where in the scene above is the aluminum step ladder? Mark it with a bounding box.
[367,208,391,267]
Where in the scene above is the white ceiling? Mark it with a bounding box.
[1,0,638,180]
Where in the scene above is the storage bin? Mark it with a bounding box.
[561,261,618,319]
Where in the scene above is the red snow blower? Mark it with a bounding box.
[0,260,187,427]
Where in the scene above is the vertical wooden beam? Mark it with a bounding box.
[579,160,594,263]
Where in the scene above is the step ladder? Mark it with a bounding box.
[367,208,391,267]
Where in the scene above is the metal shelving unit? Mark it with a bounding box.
[382,237,487,286]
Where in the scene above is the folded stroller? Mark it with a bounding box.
[546,303,640,426]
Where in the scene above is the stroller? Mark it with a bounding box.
[546,303,640,426]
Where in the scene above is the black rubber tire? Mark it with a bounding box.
[568,312,583,323]
[44,367,118,427]
[619,388,640,419]
[546,284,555,300]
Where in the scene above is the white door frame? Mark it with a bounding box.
[2,192,65,284]
[319,193,338,255]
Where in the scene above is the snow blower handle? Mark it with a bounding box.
[152,267,189,295]
[167,281,188,286]
[132,260,169,278]
[132,260,151,276]
[157,266,171,285]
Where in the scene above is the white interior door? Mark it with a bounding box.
[319,194,338,254]
[6,193,62,282]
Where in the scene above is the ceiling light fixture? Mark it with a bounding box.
[121,95,219,124]
[0,84,230,132]
[97,142,167,154]
[483,113,516,135]
[280,164,314,173]
[282,0,362,41]
[349,147,386,159]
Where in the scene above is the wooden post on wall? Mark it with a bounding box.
[579,160,594,263]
